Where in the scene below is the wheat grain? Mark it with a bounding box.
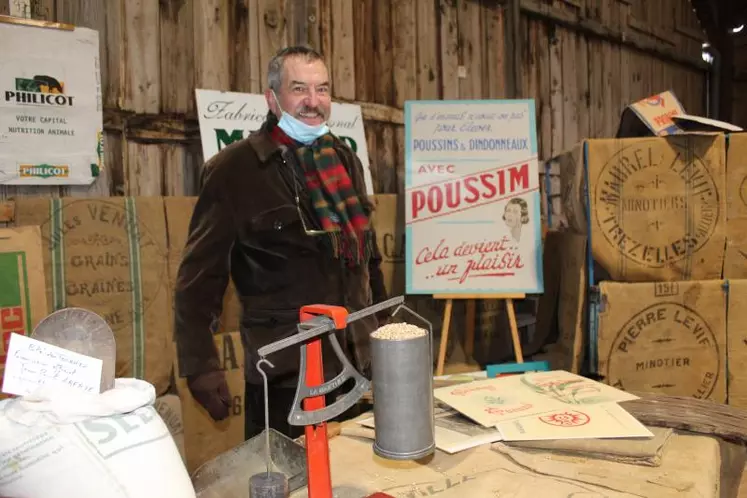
[371,322,427,341]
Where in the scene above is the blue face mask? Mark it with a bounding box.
[273,91,329,145]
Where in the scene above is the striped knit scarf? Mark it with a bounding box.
[270,125,372,267]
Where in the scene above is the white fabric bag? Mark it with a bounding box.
[0,378,196,498]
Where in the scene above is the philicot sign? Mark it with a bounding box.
[0,24,103,186]
[195,89,374,195]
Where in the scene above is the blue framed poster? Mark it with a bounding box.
[404,99,544,295]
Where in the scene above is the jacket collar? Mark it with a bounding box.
[248,111,282,163]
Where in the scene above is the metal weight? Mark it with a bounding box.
[31,308,116,392]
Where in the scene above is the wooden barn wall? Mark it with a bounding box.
[0,0,708,201]
[522,0,708,160]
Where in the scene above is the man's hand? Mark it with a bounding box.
[187,370,231,421]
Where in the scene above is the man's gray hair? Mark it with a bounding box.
[267,46,325,92]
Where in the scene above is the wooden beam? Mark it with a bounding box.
[520,0,710,71]
[0,14,73,30]
[102,100,404,144]
[104,110,201,143]
[356,101,404,125]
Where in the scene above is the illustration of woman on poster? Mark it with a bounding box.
[502,197,530,245]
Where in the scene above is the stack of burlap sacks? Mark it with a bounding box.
[541,130,747,409]
[0,193,420,475]
[314,424,723,497]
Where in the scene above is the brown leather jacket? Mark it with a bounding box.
[174,114,387,386]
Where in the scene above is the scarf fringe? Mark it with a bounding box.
[269,125,372,267]
[323,229,375,268]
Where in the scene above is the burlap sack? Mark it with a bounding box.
[560,135,726,282]
[174,331,245,474]
[13,197,172,395]
[493,432,720,497]
[154,393,186,463]
[164,196,241,333]
[370,194,405,297]
[295,429,719,497]
[726,279,747,408]
[724,133,747,278]
[597,280,727,403]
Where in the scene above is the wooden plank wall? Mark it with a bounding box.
[525,0,708,161]
[0,0,709,201]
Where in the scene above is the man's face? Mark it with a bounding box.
[267,56,331,126]
[504,203,522,228]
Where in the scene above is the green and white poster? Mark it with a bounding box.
[195,89,374,195]
[0,21,103,185]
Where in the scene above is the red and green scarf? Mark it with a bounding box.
[270,125,372,267]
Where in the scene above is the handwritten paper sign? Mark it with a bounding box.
[404,100,543,294]
[195,89,374,194]
[1,332,103,396]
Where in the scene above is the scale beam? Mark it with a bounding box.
[257,295,405,357]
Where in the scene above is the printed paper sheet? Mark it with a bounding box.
[497,402,653,441]
[434,370,639,427]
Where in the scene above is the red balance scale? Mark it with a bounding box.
[254,296,406,498]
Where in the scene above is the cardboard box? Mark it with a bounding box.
[616,90,687,137]
[0,226,48,388]
[616,90,742,138]
[596,280,727,403]
[559,134,727,282]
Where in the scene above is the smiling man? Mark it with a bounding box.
[173,46,388,441]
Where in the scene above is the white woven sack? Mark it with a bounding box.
[0,378,196,498]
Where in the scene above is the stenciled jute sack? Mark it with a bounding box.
[13,197,173,395]
[301,429,719,497]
